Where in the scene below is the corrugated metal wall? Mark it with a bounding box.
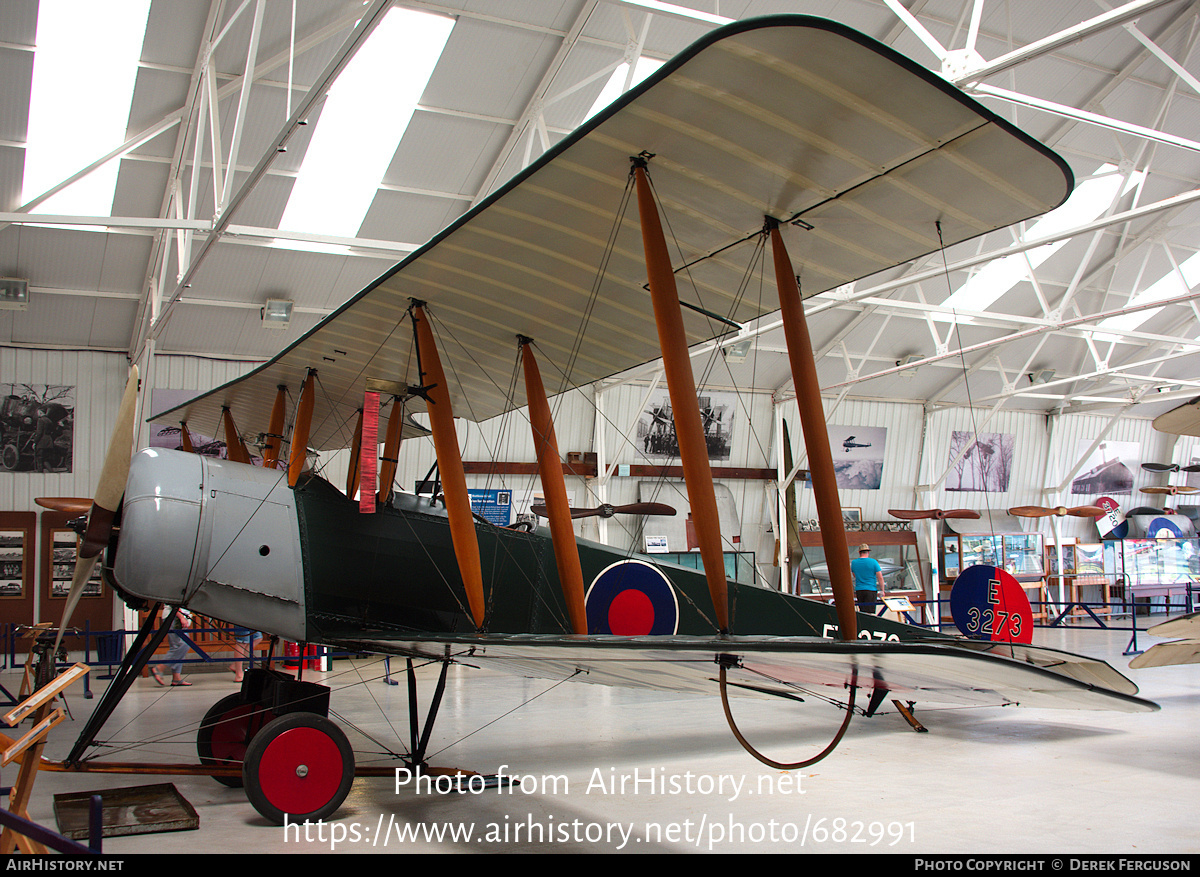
[1,347,131,510]
[4,347,1189,598]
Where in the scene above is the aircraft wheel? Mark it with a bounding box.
[242,712,354,825]
[197,693,276,788]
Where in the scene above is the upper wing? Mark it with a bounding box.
[332,633,1156,713]
[151,15,1072,450]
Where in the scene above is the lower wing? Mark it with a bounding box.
[330,633,1157,713]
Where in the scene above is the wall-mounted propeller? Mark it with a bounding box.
[1140,485,1200,496]
[1008,505,1103,518]
[1140,462,1200,473]
[530,502,676,519]
[887,508,980,520]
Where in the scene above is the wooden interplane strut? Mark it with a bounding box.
[412,304,486,630]
[221,408,252,464]
[347,407,365,498]
[633,163,729,634]
[770,226,857,641]
[287,370,315,487]
[262,386,287,470]
[377,396,405,505]
[521,340,588,635]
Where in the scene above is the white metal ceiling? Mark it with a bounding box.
[2,0,1200,426]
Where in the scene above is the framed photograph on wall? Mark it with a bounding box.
[0,530,26,598]
[842,508,862,530]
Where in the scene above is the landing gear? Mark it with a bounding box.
[197,692,276,788]
[197,667,347,824]
[243,712,354,825]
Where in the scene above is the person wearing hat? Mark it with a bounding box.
[849,543,885,614]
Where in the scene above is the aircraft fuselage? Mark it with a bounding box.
[112,448,926,646]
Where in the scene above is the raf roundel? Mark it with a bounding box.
[585,560,679,636]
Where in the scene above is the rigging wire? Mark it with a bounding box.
[936,221,1020,661]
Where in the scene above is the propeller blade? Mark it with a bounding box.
[53,365,139,656]
[34,497,93,514]
[888,508,980,520]
[1008,506,1059,517]
[1138,485,1198,495]
[1008,505,1103,518]
[1141,463,1180,473]
[530,502,677,519]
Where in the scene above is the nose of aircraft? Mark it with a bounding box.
[113,448,204,605]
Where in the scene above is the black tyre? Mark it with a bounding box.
[197,693,276,788]
[242,712,354,825]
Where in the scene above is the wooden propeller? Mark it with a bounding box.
[888,508,980,521]
[530,502,676,519]
[53,365,139,656]
[1008,505,1103,518]
[1140,462,1200,473]
[33,497,93,515]
[1140,485,1200,496]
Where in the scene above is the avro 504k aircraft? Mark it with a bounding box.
[47,15,1156,826]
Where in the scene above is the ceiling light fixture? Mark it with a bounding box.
[722,338,754,363]
[0,278,29,310]
[261,299,294,329]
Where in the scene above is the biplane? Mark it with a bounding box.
[841,436,872,453]
[51,16,1157,826]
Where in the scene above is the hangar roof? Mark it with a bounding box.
[3,0,1200,422]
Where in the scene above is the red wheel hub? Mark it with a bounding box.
[257,726,346,814]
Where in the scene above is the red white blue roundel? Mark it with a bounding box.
[950,565,1033,644]
[1147,517,1183,539]
[585,560,679,635]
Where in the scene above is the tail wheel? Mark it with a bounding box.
[197,693,276,788]
[242,712,354,825]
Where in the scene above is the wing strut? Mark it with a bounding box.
[377,394,406,505]
[346,407,365,498]
[412,303,487,631]
[520,338,588,635]
[221,407,252,464]
[287,370,316,487]
[633,159,729,634]
[261,386,287,470]
[769,224,857,641]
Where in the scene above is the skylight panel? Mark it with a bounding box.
[22,0,151,216]
[277,8,454,245]
[585,57,664,121]
[938,164,1143,316]
[1094,250,1200,341]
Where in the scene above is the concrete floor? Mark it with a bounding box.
[7,619,1199,855]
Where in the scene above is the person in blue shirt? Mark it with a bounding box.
[849,543,885,614]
